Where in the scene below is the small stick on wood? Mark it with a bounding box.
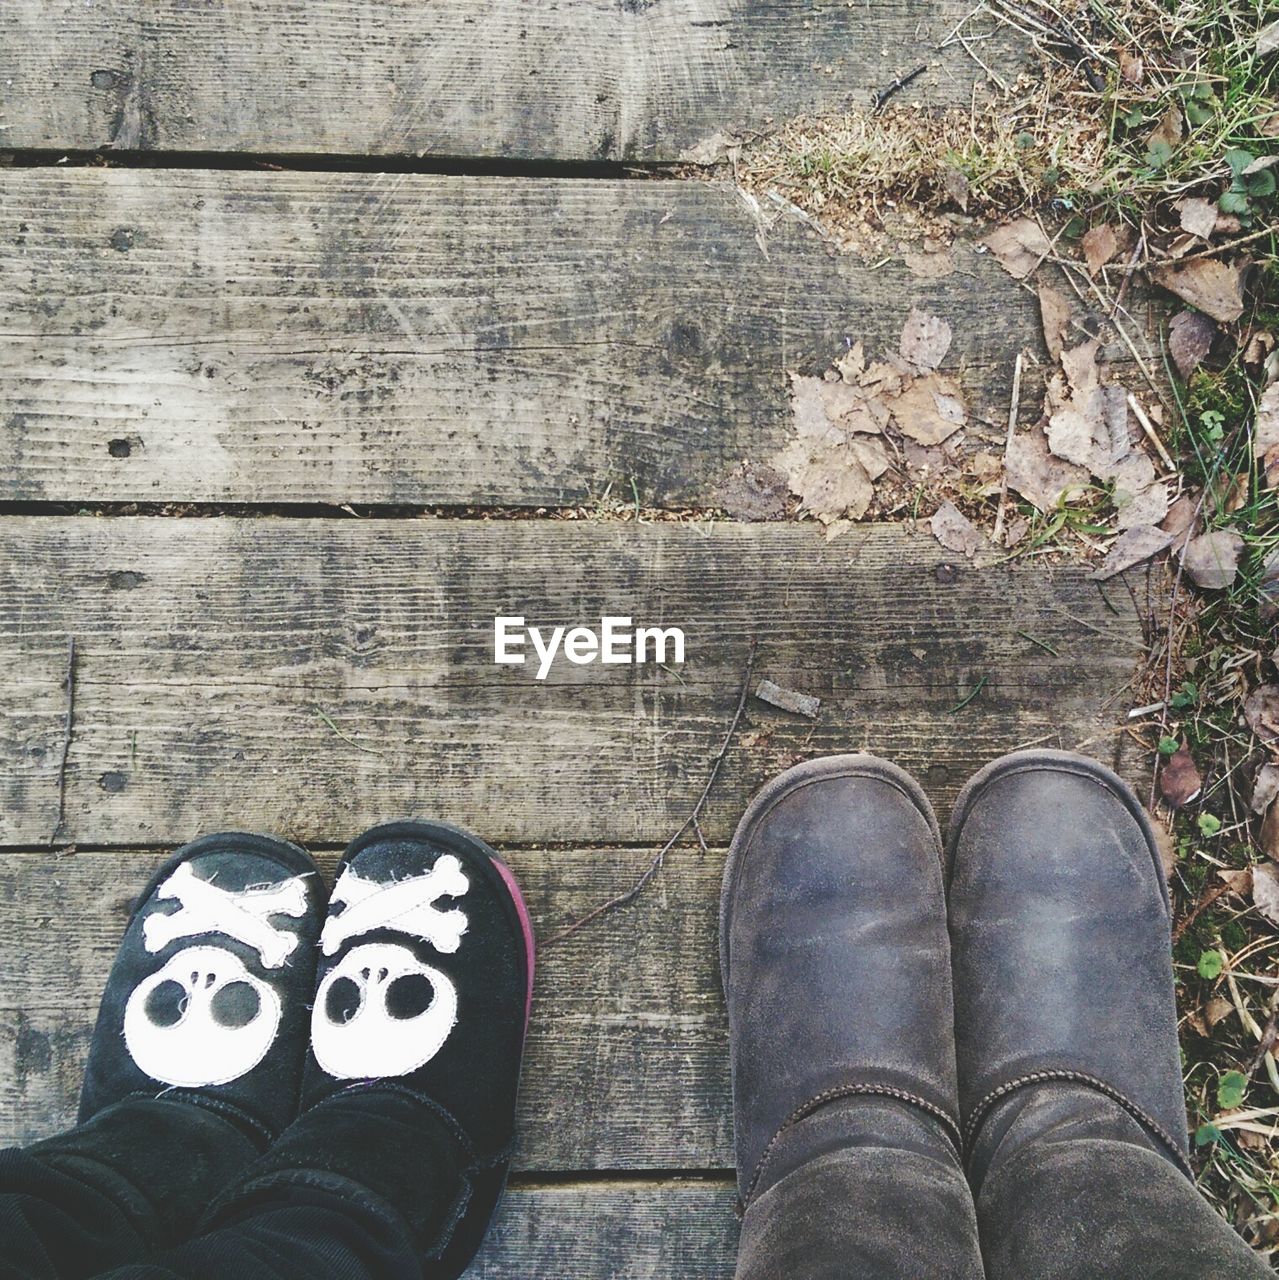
[992,351,1023,546]
[544,641,758,947]
[692,817,710,855]
[872,64,927,113]
[1166,225,1275,266]
[1127,392,1176,473]
[51,636,76,848]
[1111,227,1146,319]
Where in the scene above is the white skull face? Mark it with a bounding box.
[311,942,457,1080]
[124,946,282,1087]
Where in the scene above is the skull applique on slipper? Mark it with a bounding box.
[301,819,535,1273]
[79,832,326,1144]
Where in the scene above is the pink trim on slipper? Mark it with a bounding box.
[491,856,536,1028]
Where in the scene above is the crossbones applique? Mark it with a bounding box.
[320,855,470,957]
[143,862,310,969]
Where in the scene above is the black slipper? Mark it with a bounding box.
[301,819,535,1273]
[79,832,326,1145]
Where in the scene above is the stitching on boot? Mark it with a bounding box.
[159,1089,276,1147]
[964,1070,1193,1179]
[741,1083,964,1210]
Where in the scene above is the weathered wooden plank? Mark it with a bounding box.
[0,518,1143,849]
[472,1182,737,1277]
[0,847,733,1169]
[1,1,1021,160]
[0,169,1039,507]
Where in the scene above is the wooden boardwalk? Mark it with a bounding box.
[0,5,1150,1274]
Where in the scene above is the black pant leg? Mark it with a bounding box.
[90,1087,477,1280]
[0,1099,261,1280]
[88,1201,420,1280]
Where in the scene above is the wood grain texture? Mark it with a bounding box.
[0,169,1039,507]
[0,518,1143,850]
[472,1182,737,1277]
[0,847,734,1168]
[0,1,1021,160]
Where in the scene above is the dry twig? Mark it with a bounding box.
[545,641,758,946]
[51,636,76,848]
[872,65,928,113]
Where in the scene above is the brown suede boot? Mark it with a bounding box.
[723,755,984,1279]
[948,749,1269,1279]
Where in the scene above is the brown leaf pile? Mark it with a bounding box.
[771,309,968,524]
[991,289,1171,575]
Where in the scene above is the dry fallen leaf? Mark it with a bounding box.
[776,373,892,523]
[890,373,967,446]
[1176,196,1218,240]
[1060,339,1102,396]
[1206,995,1234,1028]
[792,373,888,440]
[1256,383,1279,488]
[1046,400,1113,472]
[835,342,865,382]
[899,308,953,372]
[1262,805,1279,862]
[1152,258,1252,325]
[717,461,789,521]
[775,437,876,522]
[1168,309,1217,380]
[929,500,986,559]
[1244,684,1279,745]
[1038,284,1071,360]
[859,360,904,399]
[1081,224,1119,276]
[1181,528,1245,589]
[1090,524,1174,579]
[1044,342,1141,486]
[1253,860,1279,927]
[1260,546,1279,622]
[1147,103,1184,153]
[1160,743,1203,808]
[1244,328,1276,366]
[1119,49,1144,85]
[1253,763,1279,815]
[941,167,970,212]
[1220,867,1254,897]
[902,244,956,279]
[1161,492,1200,551]
[1109,453,1170,530]
[1006,425,1090,512]
[1185,1006,1210,1038]
[984,218,1051,279]
[1261,18,1279,57]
